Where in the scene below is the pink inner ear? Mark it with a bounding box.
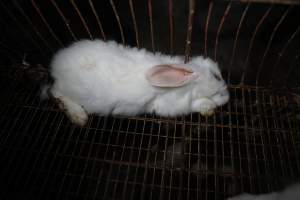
[146,65,194,87]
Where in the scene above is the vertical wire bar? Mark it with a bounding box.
[285,53,300,85]
[2,99,44,197]
[261,90,280,191]
[88,0,106,41]
[13,103,58,184]
[187,118,192,200]
[233,87,245,192]
[75,115,100,197]
[196,113,202,200]
[129,119,146,200]
[0,90,28,147]
[81,117,105,200]
[271,25,300,84]
[0,2,46,60]
[267,92,287,188]
[39,122,82,198]
[229,3,250,84]
[50,0,77,41]
[168,122,176,200]
[71,117,97,197]
[11,0,54,53]
[204,1,213,57]
[93,117,117,200]
[168,0,174,54]
[110,0,125,45]
[30,0,64,47]
[226,87,236,195]
[184,0,195,63]
[62,121,94,197]
[103,118,125,199]
[122,120,140,198]
[241,87,254,192]
[90,117,109,200]
[283,96,300,172]
[247,88,268,193]
[241,5,273,84]
[53,125,87,197]
[149,120,163,200]
[0,88,39,180]
[22,109,63,194]
[256,6,292,85]
[178,118,185,200]
[275,96,295,180]
[214,2,232,61]
[129,0,140,47]
[100,118,122,198]
[147,0,155,51]
[70,0,93,40]
[213,113,218,200]
[140,115,155,200]
[112,119,131,198]
[27,113,63,198]
[158,122,169,200]
[219,103,227,197]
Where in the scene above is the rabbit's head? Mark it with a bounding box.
[145,56,229,109]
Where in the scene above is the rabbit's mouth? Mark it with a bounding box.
[210,85,229,106]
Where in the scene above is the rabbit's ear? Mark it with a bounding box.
[146,64,198,87]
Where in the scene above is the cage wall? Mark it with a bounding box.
[0,0,300,200]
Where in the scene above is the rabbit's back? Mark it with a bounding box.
[50,40,174,114]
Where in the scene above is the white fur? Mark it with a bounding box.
[228,183,300,200]
[47,39,229,125]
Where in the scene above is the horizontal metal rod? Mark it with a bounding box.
[224,0,300,5]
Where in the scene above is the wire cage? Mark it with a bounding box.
[0,0,300,199]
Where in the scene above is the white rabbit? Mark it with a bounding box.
[228,182,300,200]
[43,40,229,126]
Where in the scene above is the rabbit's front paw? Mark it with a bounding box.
[192,98,216,116]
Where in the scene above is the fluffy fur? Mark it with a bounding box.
[46,40,229,125]
[228,183,300,200]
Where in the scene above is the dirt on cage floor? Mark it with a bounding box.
[0,77,300,200]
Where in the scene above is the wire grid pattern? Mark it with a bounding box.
[1,0,300,200]
[0,80,299,200]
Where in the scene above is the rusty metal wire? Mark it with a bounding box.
[0,0,300,200]
[184,0,195,63]
[0,83,299,199]
[11,0,54,53]
[168,0,174,54]
[271,24,300,84]
[110,0,125,45]
[204,1,213,57]
[88,0,106,41]
[241,5,273,84]
[70,0,93,40]
[228,3,250,84]
[30,0,64,47]
[50,0,78,41]
[129,0,140,48]
[148,0,155,51]
[256,6,292,84]
[214,2,232,61]
[0,1,46,60]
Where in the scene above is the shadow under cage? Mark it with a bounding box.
[0,0,300,199]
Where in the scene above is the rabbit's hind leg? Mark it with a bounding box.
[57,96,88,126]
[51,90,88,126]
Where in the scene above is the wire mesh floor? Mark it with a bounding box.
[0,78,300,200]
